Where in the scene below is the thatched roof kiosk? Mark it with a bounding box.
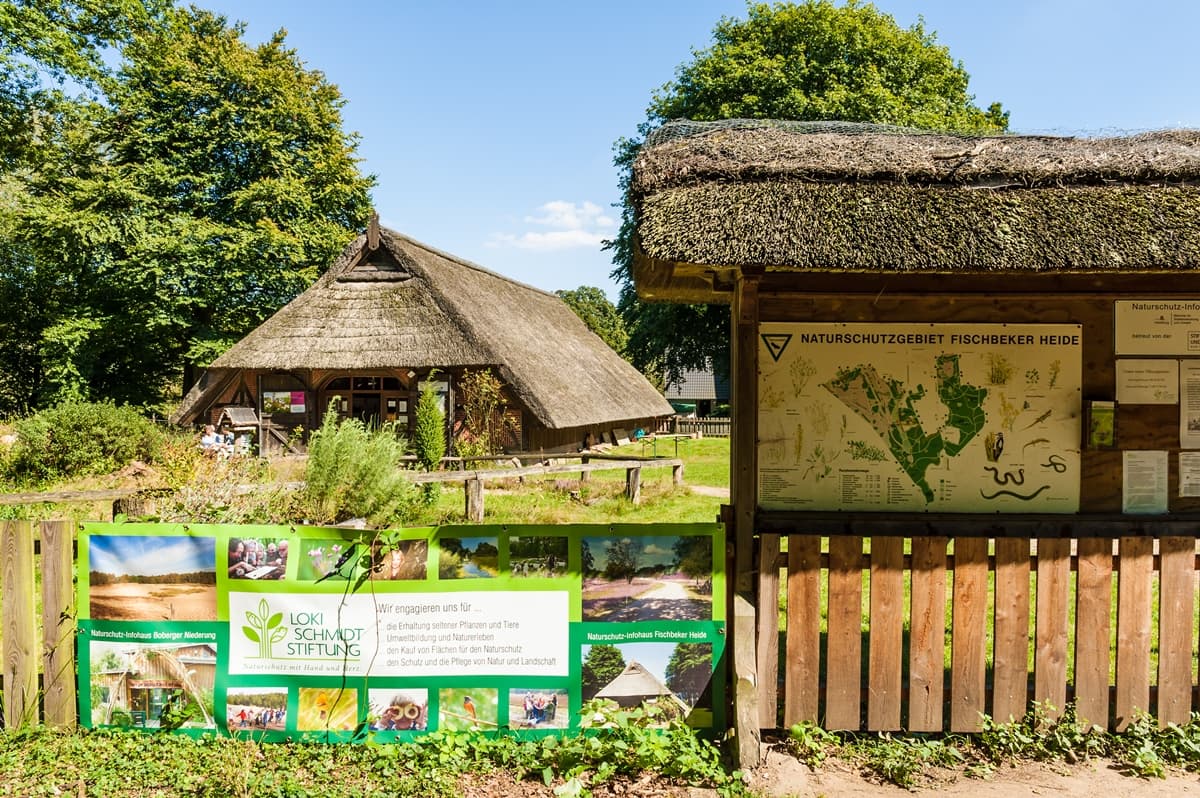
[173,224,672,453]
[631,121,1200,756]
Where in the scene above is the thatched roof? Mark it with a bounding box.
[631,120,1200,301]
[595,660,676,700]
[174,228,672,429]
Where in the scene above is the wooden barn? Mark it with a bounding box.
[172,222,672,452]
[630,120,1200,758]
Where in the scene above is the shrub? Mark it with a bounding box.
[297,400,416,526]
[0,400,164,486]
[412,378,446,505]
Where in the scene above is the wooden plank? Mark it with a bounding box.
[465,478,484,522]
[733,595,760,767]
[950,537,987,732]
[825,536,863,730]
[992,538,1030,725]
[908,536,947,732]
[756,534,780,729]
[1074,537,1113,731]
[784,535,821,726]
[1115,536,1153,730]
[40,520,76,727]
[1,521,37,728]
[1034,537,1071,720]
[1157,537,1194,726]
[867,536,903,730]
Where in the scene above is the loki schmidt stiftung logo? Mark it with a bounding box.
[242,598,287,658]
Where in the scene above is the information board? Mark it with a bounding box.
[77,523,724,739]
[758,322,1082,513]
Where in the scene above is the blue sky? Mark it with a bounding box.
[202,1,1200,299]
[89,534,215,576]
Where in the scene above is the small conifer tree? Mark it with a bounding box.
[412,377,447,504]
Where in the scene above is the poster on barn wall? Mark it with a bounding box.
[76,523,724,740]
[758,322,1082,513]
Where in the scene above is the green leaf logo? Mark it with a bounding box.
[242,598,287,658]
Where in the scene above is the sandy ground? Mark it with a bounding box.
[747,745,1200,797]
[89,582,217,621]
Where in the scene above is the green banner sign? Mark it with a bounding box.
[77,523,725,740]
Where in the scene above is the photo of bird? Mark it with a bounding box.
[462,695,476,721]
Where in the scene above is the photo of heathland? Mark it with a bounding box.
[89,535,217,621]
[581,535,712,622]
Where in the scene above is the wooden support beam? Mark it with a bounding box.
[2,521,36,728]
[756,534,780,728]
[465,478,484,523]
[733,594,761,767]
[40,520,76,727]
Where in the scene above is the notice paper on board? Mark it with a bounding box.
[1123,450,1169,514]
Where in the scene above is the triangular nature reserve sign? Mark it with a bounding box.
[761,333,792,362]
[76,523,726,740]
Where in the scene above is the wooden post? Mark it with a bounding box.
[2,520,37,728]
[465,478,484,522]
[40,520,76,727]
[729,270,762,765]
[672,462,684,487]
[625,467,641,504]
[756,534,779,728]
[733,595,760,766]
[580,455,589,483]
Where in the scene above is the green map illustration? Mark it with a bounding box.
[823,354,986,502]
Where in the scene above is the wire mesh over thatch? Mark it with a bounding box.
[175,228,673,430]
[630,119,1200,291]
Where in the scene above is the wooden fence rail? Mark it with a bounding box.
[759,534,1200,733]
[409,459,684,522]
[1,520,76,729]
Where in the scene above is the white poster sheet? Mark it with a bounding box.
[1115,359,1178,404]
[1123,450,1169,514]
[1116,300,1200,355]
[1179,452,1200,498]
[1181,362,1200,449]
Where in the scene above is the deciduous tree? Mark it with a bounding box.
[609,0,1007,382]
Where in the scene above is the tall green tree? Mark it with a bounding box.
[2,5,373,411]
[609,0,1008,382]
[555,286,629,356]
[581,644,626,700]
[664,643,712,704]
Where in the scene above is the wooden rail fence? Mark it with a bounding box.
[409,458,684,521]
[1,520,76,729]
[758,534,1200,733]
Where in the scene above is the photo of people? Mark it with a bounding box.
[89,535,217,621]
[437,537,498,579]
[438,688,498,731]
[509,689,568,729]
[89,640,217,729]
[509,536,567,578]
[368,539,429,581]
[581,535,712,622]
[580,641,712,725]
[227,537,288,580]
[226,687,287,732]
[367,689,428,731]
[297,687,357,731]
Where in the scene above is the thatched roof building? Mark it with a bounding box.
[174,224,672,452]
[595,660,688,711]
[631,120,1200,301]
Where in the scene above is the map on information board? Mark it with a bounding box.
[758,323,1082,513]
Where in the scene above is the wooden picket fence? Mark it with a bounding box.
[1,520,76,728]
[757,533,1200,733]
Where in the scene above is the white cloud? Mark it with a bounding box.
[489,200,615,252]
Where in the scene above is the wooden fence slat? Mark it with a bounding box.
[908,536,947,732]
[40,520,76,727]
[992,538,1030,724]
[784,535,821,726]
[756,534,780,728]
[2,520,37,728]
[825,536,863,730]
[1157,537,1194,726]
[950,537,988,732]
[867,536,903,730]
[1115,536,1153,730]
[1074,537,1113,730]
[1034,538,1071,719]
